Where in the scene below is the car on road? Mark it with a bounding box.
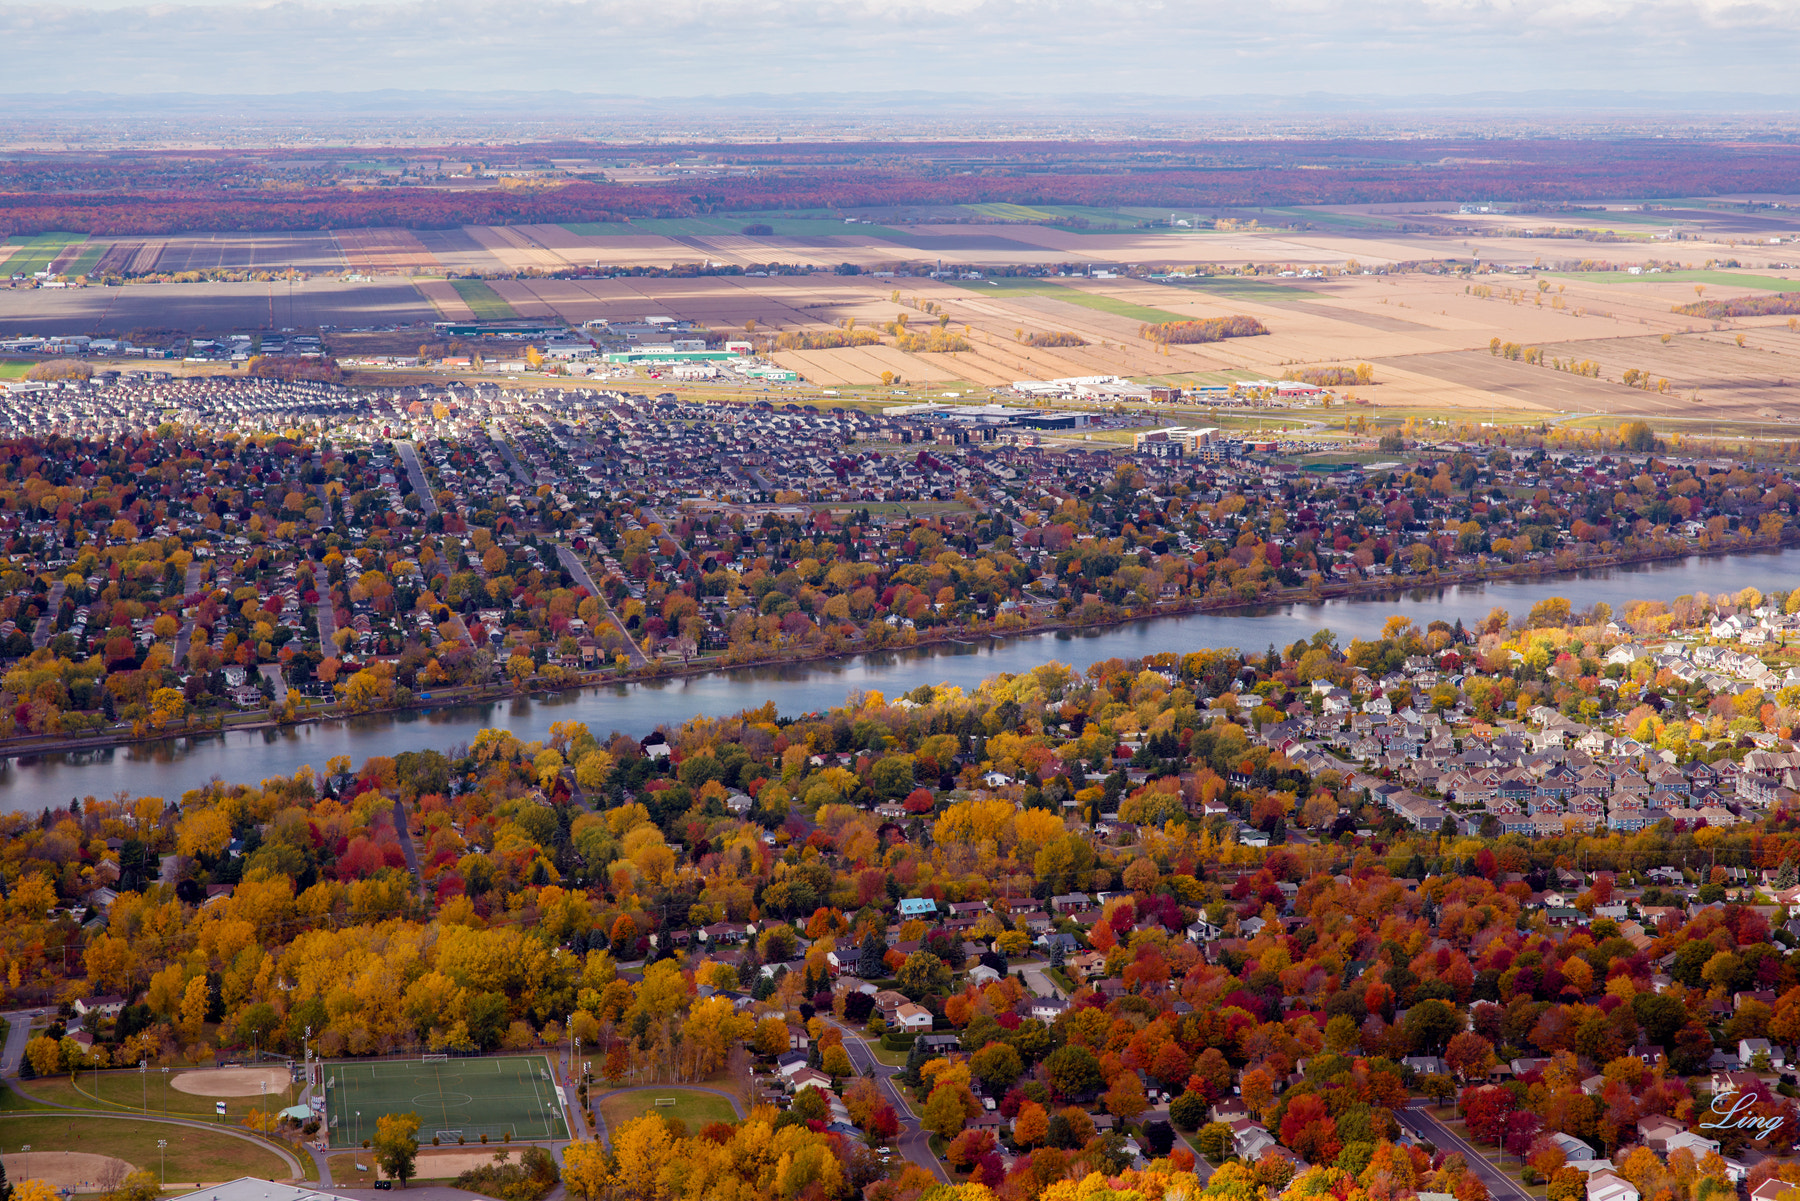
[373,1182,392,1190]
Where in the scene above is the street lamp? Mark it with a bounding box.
[140,1059,147,1113]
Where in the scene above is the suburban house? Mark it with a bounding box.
[892,1003,934,1033]
[1587,1171,1639,1201]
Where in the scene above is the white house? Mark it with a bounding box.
[1587,1171,1639,1201]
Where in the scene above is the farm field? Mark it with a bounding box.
[4,233,88,277]
[0,1115,292,1187]
[147,232,344,273]
[0,278,434,335]
[448,278,519,320]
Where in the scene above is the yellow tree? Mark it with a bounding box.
[561,1139,609,1201]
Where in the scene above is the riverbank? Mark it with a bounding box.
[0,529,1781,771]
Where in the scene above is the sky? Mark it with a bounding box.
[2,0,1798,100]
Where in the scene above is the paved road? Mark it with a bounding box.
[1398,1103,1529,1201]
[393,440,438,517]
[554,545,647,667]
[491,436,535,489]
[315,482,335,529]
[172,562,205,666]
[31,581,66,649]
[317,600,339,658]
[1,1008,44,1076]
[390,797,423,893]
[827,1019,947,1184]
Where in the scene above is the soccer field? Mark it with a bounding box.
[325,1056,569,1145]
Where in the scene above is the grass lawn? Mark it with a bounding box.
[448,278,518,320]
[1546,268,1800,291]
[35,1069,291,1121]
[868,1044,909,1068]
[327,1154,379,1185]
[0,1082,53,1112]
[0,1115,292,1186]
[598,1088,737,1133]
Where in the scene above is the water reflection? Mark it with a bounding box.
[3,547,1797,811]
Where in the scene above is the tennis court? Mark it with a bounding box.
[324,1055,569,1145]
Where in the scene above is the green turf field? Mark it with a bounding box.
[448,279,519,320]
[326,1056,568,1145]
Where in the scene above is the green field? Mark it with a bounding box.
[1156,275,1315,301]
[449,279,519,320]
[949,278,1190,324]
[61,242,113,278]
[1262,207,1403,230]
[0,1115,293,1187]
[0,361,31,380]
[2,233,89,277]
[597,1088,737,1134]
[326,1055,568,1145]
[40,1066,295,1121]
[1545,269,1800,291]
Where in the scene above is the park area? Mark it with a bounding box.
[596,1088,738,1133]
[0,1115,293,1189]
[324,1056,568,1147]
[23,1065,294,1122]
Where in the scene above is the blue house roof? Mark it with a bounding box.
[897,897,938,917]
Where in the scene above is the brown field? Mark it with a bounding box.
[171,1066,291,1098]
[149,232,344,273]
[0,1150,134,1191]
[0,278,434,335]
[412,227,510,274]
[413,279,476,321]
[92,242,142,275]
[334,228,440,272]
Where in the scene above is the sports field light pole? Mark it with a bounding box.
[140,1059,147,1112]
[157,1141,166,1188]
[21,1145,29,1183]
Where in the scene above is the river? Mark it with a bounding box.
[4,548,1796,812]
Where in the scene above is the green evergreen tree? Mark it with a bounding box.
[1778,858,1797,890]
[859,932,886,978]
[901,1033,927,1086]
[0,1156,13,1201]
[1049,938,1065,970]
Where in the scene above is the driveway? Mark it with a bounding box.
[1398,1103,1530,1201]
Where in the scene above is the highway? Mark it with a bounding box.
[1397,1102,1531,1201]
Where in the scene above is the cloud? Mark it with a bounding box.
[0,0,1794,98]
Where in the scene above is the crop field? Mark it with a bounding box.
[334,228,440,273]
[148,232,345,273]
[1544,269,1800,291]
[3,233,88,276]
[448,278,518,320]
[0,278,434,335]
[60,243,113,278]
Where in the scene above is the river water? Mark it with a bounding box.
[5,548,1796,812]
